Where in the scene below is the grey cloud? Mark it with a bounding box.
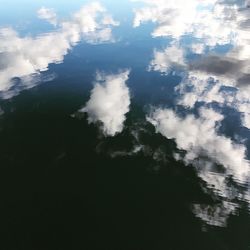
[239,19,250,29]
[189,56,244,76]
[0,52,15,70]
[218,0,247,6]
[237,73,250,86]
[189,55,250,87]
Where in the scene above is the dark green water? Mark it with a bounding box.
[0,1,250,249]
[0,66,249,249]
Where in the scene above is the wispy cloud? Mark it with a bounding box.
[0,2,119,98]
[147,106,250,226]
[147,107,249,181]
[134,0,250,130]
[37,7,58,26]
[149,43,186,73]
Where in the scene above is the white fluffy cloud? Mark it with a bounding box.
[175,70,250,129]
[132,0,203,39]
[149,43,186,73]
[176,71,228,108]
[0,2,119,98]
[133,0,250,78]
[37,7,58,26]
[81,70,131,137]
[132,0,243,46]
[136,0,250,130]
[147,106,250,225]
[132,0,250,226]
[147,107,249,181]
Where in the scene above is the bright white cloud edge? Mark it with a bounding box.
[147,106,250,226]
[0,2,119,99]
[81,70,131,137]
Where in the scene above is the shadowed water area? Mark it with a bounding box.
[0,0,250,249]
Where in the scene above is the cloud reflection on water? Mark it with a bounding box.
[0,2,119,98]
[0,0,249,229]
[133,0,250,226]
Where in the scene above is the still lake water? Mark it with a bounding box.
[0,0,250,249]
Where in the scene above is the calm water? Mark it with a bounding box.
[0,0,250,249]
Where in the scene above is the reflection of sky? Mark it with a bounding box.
[0,0,133,24]
[0,0,250,229]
